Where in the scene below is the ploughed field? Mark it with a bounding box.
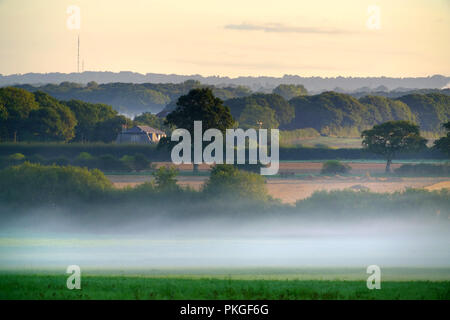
[108,161,450,204]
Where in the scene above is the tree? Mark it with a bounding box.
[225,93,294,126]
[361,121,427,173]
[133,112,169,132]
[0,87,39,141]
[94,115,129,143]
[396,93,450,133]
[433,122,450,156]
[238,104,279,129]
[286,91,367,135]
[165,88,235,172]
[152,166,179,191]
[63,100,119,142]
[272,84,307,100]
[166,88,234,133]
[29,91,77,141]
[0,103,8,141]
[359,95,415,124]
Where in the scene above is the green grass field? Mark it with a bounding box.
[1,272,449,300]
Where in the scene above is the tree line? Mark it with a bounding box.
[1,85,449,144]
[0,87,168,143]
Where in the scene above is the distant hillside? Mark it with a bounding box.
[1,71,448,93]
[349,88,450,99]
[223,92,449,136]
[15,81,252,116]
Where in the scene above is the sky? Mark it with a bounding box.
[0,0,449,77]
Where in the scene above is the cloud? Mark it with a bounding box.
[224,23,352,35]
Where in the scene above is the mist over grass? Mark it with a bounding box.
[0,162,449,269]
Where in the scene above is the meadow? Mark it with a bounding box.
[1,271,449,300]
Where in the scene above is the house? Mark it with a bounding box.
[116,125,166,144]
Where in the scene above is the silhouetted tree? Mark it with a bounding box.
[361,121,427,173]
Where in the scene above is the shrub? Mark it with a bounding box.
[133,153,152,171]
[8,153,26,161]
[0,162,112,204]
[203,164,268,201]
[26,154,45,164]
[97,154,130,171]
[73,152,96,168]
[321,160,351,175]
[295,188,450,219]
[49,157,70,166]
[152,166,179,191]
[0,153,26,169]
[394,163,450,176]
[120,155,135,169]
[76,152,94,161]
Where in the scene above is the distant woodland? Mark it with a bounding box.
[1,82,449,143]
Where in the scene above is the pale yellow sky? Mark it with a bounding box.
[0,0,449,77]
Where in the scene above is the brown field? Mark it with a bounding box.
[151,161,405,174]
[108,161,449,204]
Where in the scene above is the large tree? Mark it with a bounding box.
[30,91,77,141]
[166,88,234,133]
[63,100,122,142]
[0,87,39,141]
[165,88,234,171]
[361,121,427,173]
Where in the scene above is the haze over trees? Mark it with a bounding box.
[2,72,449,93]
[272,84,308,100]
[15,81,252,116]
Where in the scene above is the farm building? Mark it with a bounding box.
[116,125,166,144]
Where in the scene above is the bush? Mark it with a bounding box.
[0,153,26,169]
[0,162,112,204]
[9,153,26,161]
[97,154,130,171]
[26,154,45,164]
[295,188,450,219]
[394,163,450,176]
[203,164,268,201]
[152,166,179,191]
[73,152,96,168]
[133,153,152,171]
[48,157,70,166]
[321,160,351,175]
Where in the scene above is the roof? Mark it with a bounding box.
[124,126,166,135]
